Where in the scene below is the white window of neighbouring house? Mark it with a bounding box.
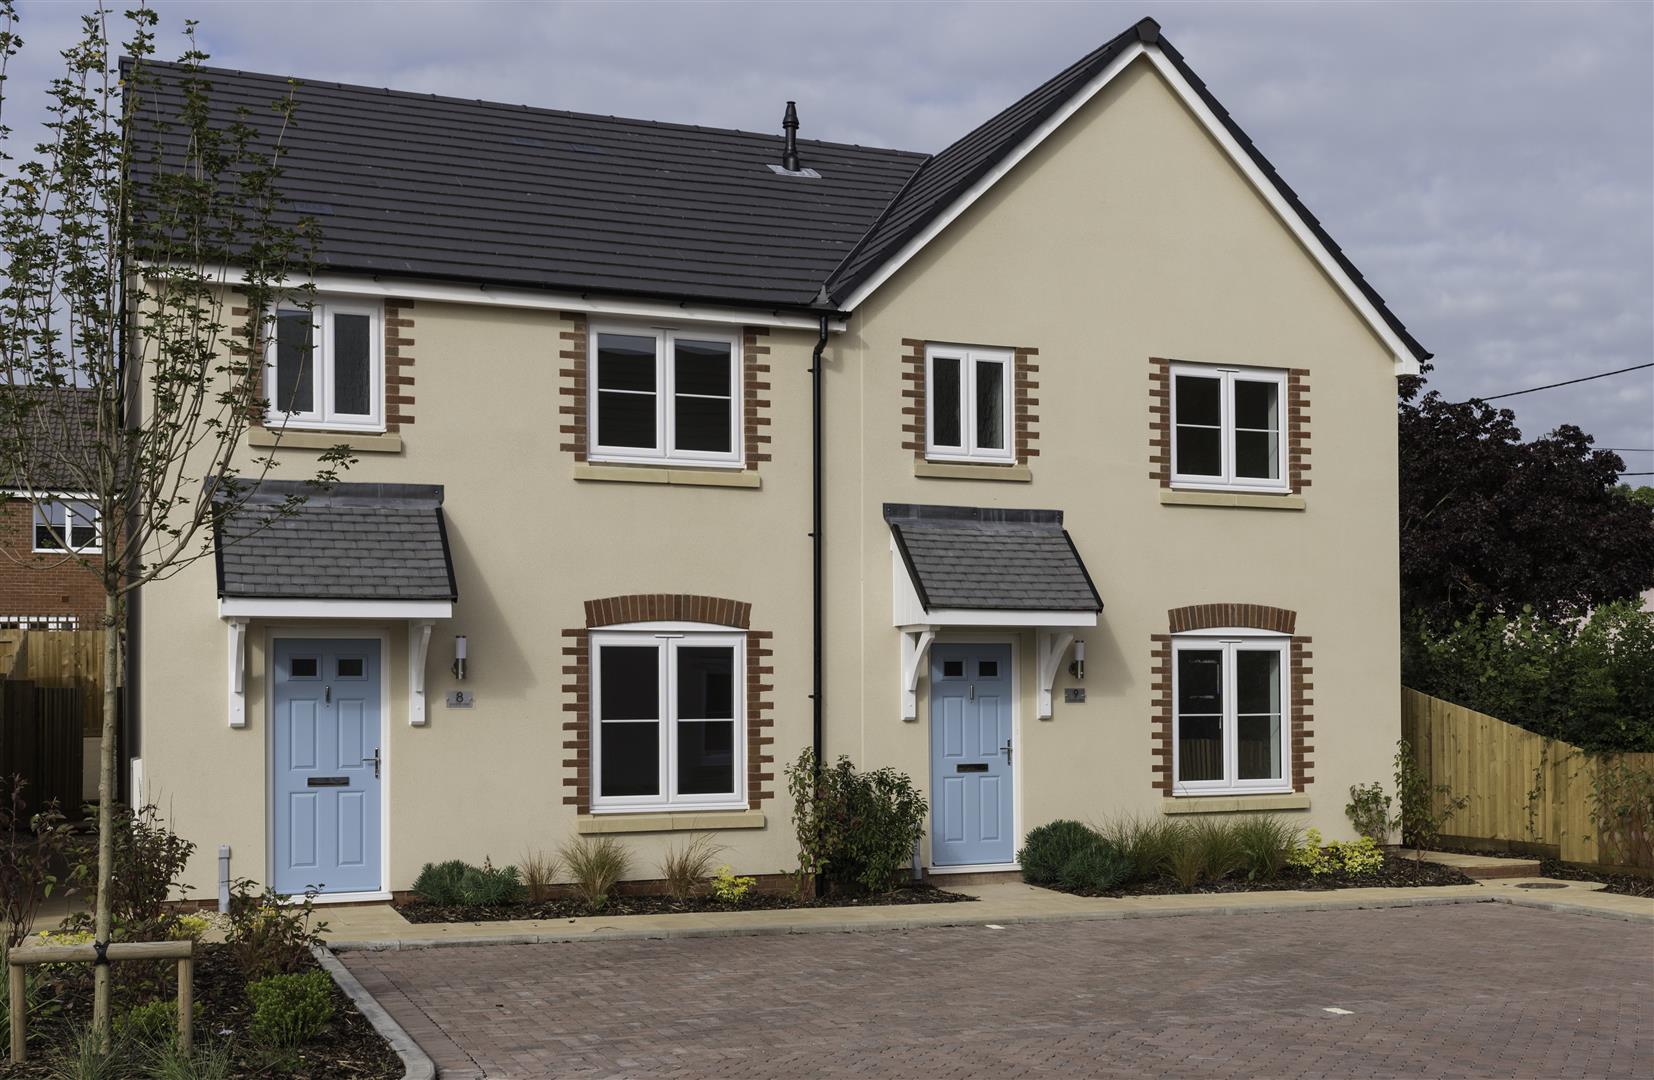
[590,630,745,811]
[1172,633,1289,795]
[32,499,99,553]
[265,297,384,432]
[926,344,1013,463]
[589,325,741,466]
[1170,364,1287,490]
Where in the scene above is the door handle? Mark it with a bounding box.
[363,748,380,779]
[324,685,331,705]
[1001,739,1012,766]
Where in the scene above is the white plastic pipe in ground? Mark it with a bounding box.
[218,845,231,913]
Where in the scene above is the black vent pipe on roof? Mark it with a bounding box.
[782,101,801,172]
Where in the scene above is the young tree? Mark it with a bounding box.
[0,4,348,1040]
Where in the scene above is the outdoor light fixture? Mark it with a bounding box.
[452,635,468,681]
[1068,639,1086,680]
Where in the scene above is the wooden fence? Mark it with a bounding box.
[0,679,83,819]
[0,629,111,737]
[1401,688,1654,869]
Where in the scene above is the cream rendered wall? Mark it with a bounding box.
[828,57,1403,845]
[138,302,817,896]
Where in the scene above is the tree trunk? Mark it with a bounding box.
[90,589,119,1043]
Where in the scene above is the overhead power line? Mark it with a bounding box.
[1474,363,1653,402]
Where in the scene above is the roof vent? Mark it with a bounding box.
[767,101,821,179]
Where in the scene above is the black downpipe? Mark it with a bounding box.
[809,315,828,767]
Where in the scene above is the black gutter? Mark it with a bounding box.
[809,314,828,766]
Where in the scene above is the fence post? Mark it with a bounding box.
[9,959,25,1064]
[177,954,193,1055]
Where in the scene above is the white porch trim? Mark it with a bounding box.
[408,620,435,727]
[218,598,453,620]
[899,629,937,722]
[226,617,249,728]
[1036,631,1076,720]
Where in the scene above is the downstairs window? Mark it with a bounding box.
[1172,633,1289,795]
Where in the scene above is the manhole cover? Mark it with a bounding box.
[1514,882,1569,889]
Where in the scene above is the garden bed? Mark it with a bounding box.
[1536,859,1654,898]
[397,882,974,924]
[1046,853,1476,898]
[8,942,400,1079]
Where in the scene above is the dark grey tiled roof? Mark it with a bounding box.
[886,504,1101,613]
[126,61,924,310]
[215,481,455,601]
[0,387,102,492]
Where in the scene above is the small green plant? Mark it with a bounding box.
[140,1035,237,1080]
[1056,843,1134,892]
[1287,828,1385,877]
[1017,820,1101,886]
[246,969,334,1048]
[169,914,212,942]
[520,848,559,903]
[1166,833,1206,888]
[460,858,524,906]
[786,749,928,895]
[0,775,72,952]
[709,865,756,903]
[1231,816,1300,881]
[1094,815,1181,881]
[1190,819,1247,882]
[44,1023,134,1080]
[1589,757,1654,869]
[116,998,177,1048]
[224,880,329,980]
[1394,739,1469,857]
[411,860,470,906]
[560,836,632,910]
[660,837,722,901]
[1345,782,1392,843]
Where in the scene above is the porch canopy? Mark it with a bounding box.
[213,480,456,727]
[885,503,1102,720]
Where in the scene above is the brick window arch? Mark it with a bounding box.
[563,595,774,811]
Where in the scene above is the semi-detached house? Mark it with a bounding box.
[129,17,1430,901]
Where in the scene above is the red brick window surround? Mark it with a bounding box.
[901,338,1039,466]
[563,595,774,812]
[1149,358,1309,493]
[1150,604,1313,795]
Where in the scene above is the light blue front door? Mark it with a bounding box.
[930,644,1014,866]
[272,639,382,895]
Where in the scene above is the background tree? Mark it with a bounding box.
[0,3,346,1040]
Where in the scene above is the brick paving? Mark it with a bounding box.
[341,904,1653,1079]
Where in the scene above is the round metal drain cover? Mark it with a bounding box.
[1514,882,1569,889]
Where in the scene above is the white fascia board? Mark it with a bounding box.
[899,608,1098,629]
[2,489,97,500]
[218,598,453,620]
[836,42,1420,376]
[172,265,848,334]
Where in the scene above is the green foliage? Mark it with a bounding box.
[1589,758,1654,869]
[246,970,334,1048]
[1403,602,1654,752]
[1094,816,1181,881]
[709,865,756,903]
[44,1024,135,1080]
[659,837,722,901]
[1288,828,1384,877]
[520,849,559,903]
[786,749,928,895]
[1017,820,1100,886]
[0,774,71,950]
[115,999,176,1048]
[462,858,523,906]
[1231,816,1301,881]
[1055,843,1134,892]
[1190,819,1247,882]
[1394,739,1470,853]
[1345,782,1392,842]
[224,880,329,980]
[61,803,195,942]
[411,860,469,906]
[139,1035,238,1080]
[559,836,631,910]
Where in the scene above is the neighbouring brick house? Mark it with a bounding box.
[127,18,1430,901]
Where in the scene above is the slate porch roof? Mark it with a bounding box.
[885,503,1101,613]
[214,481,456,602]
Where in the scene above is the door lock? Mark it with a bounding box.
[1001,738,1012,766]
[363,747,380,779]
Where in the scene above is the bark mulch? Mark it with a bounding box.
[7,944,400,1079]
[1537,858,1654,898]
[1054,854,1476,898]
[397,883,974,924]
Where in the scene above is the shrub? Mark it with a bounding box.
[1591,757,1654,869]
[246,969,334,1048]
[411,860,470,906]
[224,880,328,980]
[709,865,756,903]
[520,848,559,903]
[460,858,524,906]
[560,836,631,910]
[44,1023,134,1080]
[1394,739,1469,854]
[0,774,71,951]
[117,998,177,1047]
[1190,819,1247,882]
[1056,843,1134,892]
[1017,820,1100,886]
[1288,828,1385,877]
[140,1034,237,1080]
[169,914,212,942]
[660,837,722,901]
[786,749,928,895]
[64,803,195,939]
[1232,816,1300,881]
[1166,828,1206,888]
[1095,815,1181,881]
[1345,782,1392,843]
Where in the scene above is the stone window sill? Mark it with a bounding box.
[915,461,1032,482]
[575,810,767,834]
[573,463,761,489]
[249,427,402,453]
[1161,793,1310,815]
[1161,489,1305,510]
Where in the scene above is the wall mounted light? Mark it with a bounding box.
[452,635,468,681]
[1068,638,1086,680]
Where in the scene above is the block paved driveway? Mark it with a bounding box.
[341,904,1652,1079]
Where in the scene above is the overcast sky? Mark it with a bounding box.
[8,1,1652,478]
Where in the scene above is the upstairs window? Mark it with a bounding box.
[265,297,383,432]
[33,499,99,553]
[1172,634,1289,795]
[590,326,740,466]
[1171,364,1286,490]
[926,344,1012,463]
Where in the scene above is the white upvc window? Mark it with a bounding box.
[589,324,741,467]
[590,628,746,812]
[926,343,1013,463]
[1171,632,1290,796]
[32,499,100,553]
[1170,363,1288,491]
[264,296,384,432]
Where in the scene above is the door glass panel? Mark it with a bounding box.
[599,645,659,720]
[931,356,962,447]
[599,722,659,797]
[978,660,998,678]
[332,313,372,416]
[336,657,365,678]
[677,720,734,795]
[1177,649,1224,783]
[942,659,964,678]
[677,646,734,719]
[975,359,1005,450]
[274,309,314,413]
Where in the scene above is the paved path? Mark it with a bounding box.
[340,903,1653,1079]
